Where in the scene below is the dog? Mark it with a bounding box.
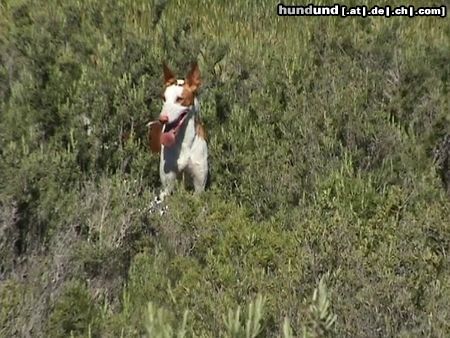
[147,62,208,201]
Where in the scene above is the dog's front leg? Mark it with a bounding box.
[188,138,208,194]
[159,152,178,201]
[159,169,177,201]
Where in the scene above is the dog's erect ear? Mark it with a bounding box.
[163,62,177,86]
[185,62,201,93]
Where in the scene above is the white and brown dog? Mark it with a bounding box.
[147,62,208,201]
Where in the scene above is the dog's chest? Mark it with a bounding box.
[161,119,197,171]
[176,142,193,169]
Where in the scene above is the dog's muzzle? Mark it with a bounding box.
[159,115,169,124]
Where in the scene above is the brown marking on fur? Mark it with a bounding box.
[196,119,207,140]
[177,63,202,106]
[148,122,163,153]
[179,87,195,106]
[163,63,177,87]
[165,78,177,87]
[162,62,201,105]
[185,62,201,93]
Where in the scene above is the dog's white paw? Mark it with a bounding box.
[159,205,169,216]
[148,196,168,216]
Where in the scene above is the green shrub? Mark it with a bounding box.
[46,280,101,338]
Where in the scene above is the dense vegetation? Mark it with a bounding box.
[1,0,449,337]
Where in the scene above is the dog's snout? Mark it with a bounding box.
[159,115,169,124]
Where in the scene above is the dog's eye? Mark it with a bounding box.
[176,96,183,103]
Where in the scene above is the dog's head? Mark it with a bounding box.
[156,62,201,148]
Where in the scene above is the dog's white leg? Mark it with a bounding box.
[188,138,208,193]
[159,170,177,200]
[159,152,178,201]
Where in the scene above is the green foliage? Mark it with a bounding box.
[283,273,337,338]
[144,302,188,338]
[0,280,25,336]
[1,0,449,337]
[46,280,100,338]
[223,294,265,338]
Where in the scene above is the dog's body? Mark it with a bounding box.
[148,63,208,201]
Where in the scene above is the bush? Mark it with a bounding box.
[46,280,101,337]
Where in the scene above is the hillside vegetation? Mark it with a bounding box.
[0,0,449,337]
